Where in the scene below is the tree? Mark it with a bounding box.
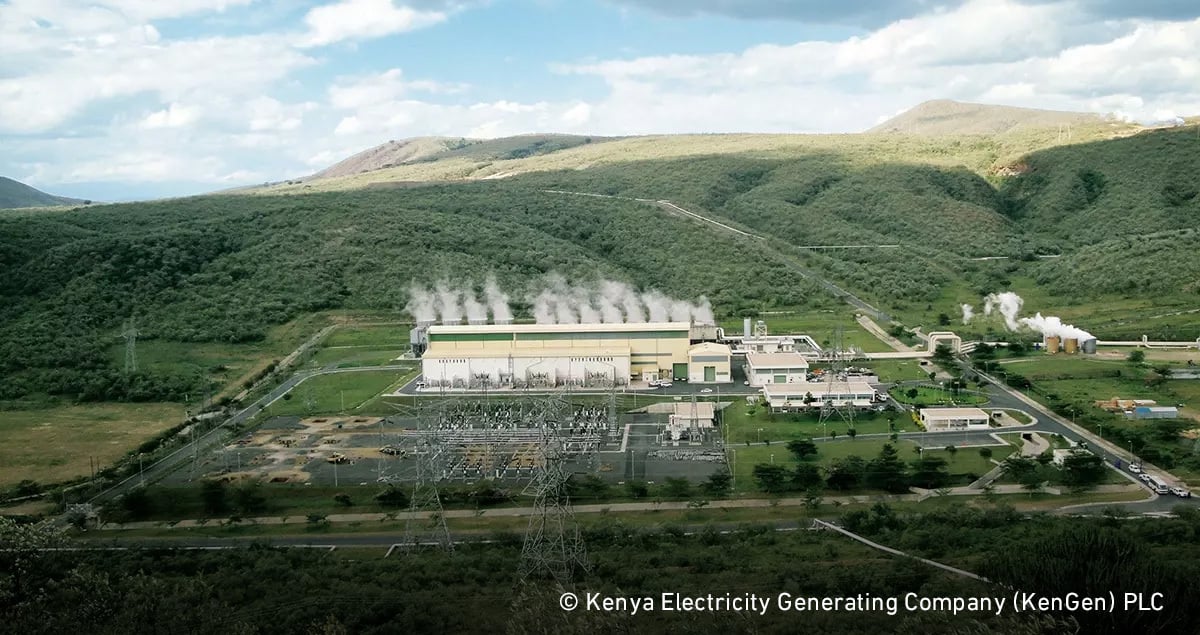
[374,486,409,508]
[785,438,818,461]
[1127,350,1145,364]
[200,479,228,515]
[847,428,857,440]
[937,313,951,326]
[234,480,267,514]
[333,493,353,507]
[120,486,154,520]
[945,445,957,456]
[932,344,954,364]
[0,516,66,601]
[928,371,937,382]
[700,470,732,498]
[1019,469,1044,496]
[905,388,919,400]
[662,477,692,499]
[752,464,790,493]
[825,456,865,490]
[866,444,909,493]
[1060,452,1106,489]
[909,456,951,489]
[625,480,649,499]
[979,447,993,460]
[791,463,823,490]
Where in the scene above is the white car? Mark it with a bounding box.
[743,380,750,386]
[658,381,673,388]
[1128,463,1143,474]
[1139,473,1152,483]
[415,381,427,388]
[699,388,713,394]
[1171,486,1192,498]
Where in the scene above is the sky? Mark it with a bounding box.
[2,0,1199,200]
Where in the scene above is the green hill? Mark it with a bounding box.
[0,176,85,209]
[868,99,1115,135]
[2,117,1199,405]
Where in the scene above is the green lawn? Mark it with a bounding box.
[862,359,933,382]
[264,370,414,417]
[309,347,408,368]
[890,385,989,406]
[321,325,412,348]
[721,402,909,444]
[717,308,894,353]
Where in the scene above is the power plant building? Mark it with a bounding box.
[420,322,692,388]
[762,381,876,411]
[746,353,810,387]
[687,342,732,384]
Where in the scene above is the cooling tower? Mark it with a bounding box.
[1044,335,1061,354]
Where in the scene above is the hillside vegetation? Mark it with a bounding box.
[2,108,1198,406]
[0,176,84,209]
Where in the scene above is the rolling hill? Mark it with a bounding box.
[2,101,1198,406]
[0,176,85,209]
[868,99,1118,136]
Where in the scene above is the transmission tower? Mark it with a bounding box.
[399,401,453,553]
[121,318,139,374]
[819,326,855,430]
[518,392,589,585]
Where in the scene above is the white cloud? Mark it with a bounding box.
[298,0,447,47]
[140,103,202,129]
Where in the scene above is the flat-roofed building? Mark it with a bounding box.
[746,352,810,387]
[919,407,991,431]
[762,381,876,411]
[421,322,691,389]
[687,342,732,383]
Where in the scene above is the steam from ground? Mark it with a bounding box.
[960,303,975,324]
[405,275,715,325]
[976,291,1094,340]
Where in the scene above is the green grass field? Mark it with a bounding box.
[263,370,415,417]
[721,402,909,444]
[717,308,895,353]
[890,385,989,406]
[309,347,408,368]
[863,359,935,382]
[0,402,184,488]
[320,324,412,348]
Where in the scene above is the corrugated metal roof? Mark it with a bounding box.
[688,342,731,356]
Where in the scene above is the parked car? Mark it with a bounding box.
[699,388,713,394]
[1128,462,1143,474]
[415,381,427,388]
[1171,486,1192,498]
[658,381,673,388]
[1139,473,1152,483]
[379,446,403,456]
[743,380,750,386]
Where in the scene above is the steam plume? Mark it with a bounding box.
[961,304,975,324]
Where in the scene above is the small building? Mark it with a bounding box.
[687,342,732,384]
[762,381,876,411]
[1129,406,1179,420]
[1052,448,1094,467]
[919,407,991,431]
[746,352,810,387]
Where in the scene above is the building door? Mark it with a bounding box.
[672,363,688,380]
[704,366,716,382]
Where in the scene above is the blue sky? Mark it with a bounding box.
[1,0,1198,200]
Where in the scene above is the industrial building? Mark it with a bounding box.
[762,381,876,412]
[687,342,732,384]
[666,402,716,441]
[1127,406,1179,420]
[1043,335,1098,355]
[919,407,991,431]
[419,322,694,389]
[745,352,810,387]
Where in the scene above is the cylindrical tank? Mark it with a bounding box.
[1064,338,1079,354]
[1082,338,1098,354]
[1044,335,1061,354]
[744,318,752,338]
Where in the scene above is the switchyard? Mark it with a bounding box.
[187,393,732,488]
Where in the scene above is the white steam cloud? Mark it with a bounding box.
[983,292,1024,331]
[406,275,716,326]
[961,303,975,324]
[977,291,1095,341]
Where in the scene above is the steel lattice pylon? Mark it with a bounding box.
[819,326,856,429]
[391,400,454,553]
[518,393,590,585]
